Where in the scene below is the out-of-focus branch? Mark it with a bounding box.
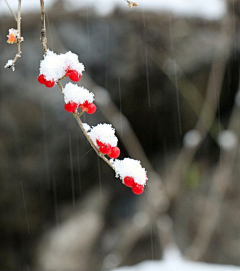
[148,16,232,201]
[4,0,17,21]
[185,102,240,261]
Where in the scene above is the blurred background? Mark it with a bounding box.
[0,0,240,270]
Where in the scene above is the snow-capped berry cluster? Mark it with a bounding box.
[63,82,96,114]
[38,50,84,88]
[112,158,148,195]
[37,49,147,194]
[88,124,120,159]
[6,28,23,44]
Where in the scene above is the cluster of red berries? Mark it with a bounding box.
[65,101,97,114]
[65,68,81,82]
[96,139,120,159]
[38,74,55,88]
[38,68,81,88]
[123,176,147,195]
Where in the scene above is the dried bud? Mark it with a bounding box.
[133,2,138,6]
[128,3,133,8]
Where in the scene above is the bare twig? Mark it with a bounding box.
[40,0,48,54]
[4,0,17,21]
[5,0,23,70]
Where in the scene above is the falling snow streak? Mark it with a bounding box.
[69,134,75,207]
[118,77,123,137]
[150,226,154,260]
[173,61,182,136]
[52,176,59,226]
[212,61,222,168]
[41,104,50,189]
[87,7,90,52]
[168,12,174,52]
[105,24,109,89]
[142,9,146,27]
[97,156,102,199]
[145,46,151,107]
[76,135,82,196]
[232,1,236,60]
[13,128,30,234]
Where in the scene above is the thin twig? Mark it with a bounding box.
[5,0,22,69]
[4,0,17,21]
[40,0,48,54]
[39,0,115,172]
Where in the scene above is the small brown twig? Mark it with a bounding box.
[5,0,23,70]
[39,0,115,173]
[40,0,48,54]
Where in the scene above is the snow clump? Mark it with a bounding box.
[88,124,118,147]
[112,158,147,185]
[63,82,94,105]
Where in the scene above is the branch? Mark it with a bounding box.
[4,0,17,21]
[39,0,115,172]
[5,0,23,70]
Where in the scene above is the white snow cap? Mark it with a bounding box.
[39,50,65,81]
[7,28,18,37]
[39,50,84,81]
[112,158,147,185]
[64,51,85,75]
[63,82,94,104]
[88,124,118,147]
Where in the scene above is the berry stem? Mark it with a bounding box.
[73,113,115,171]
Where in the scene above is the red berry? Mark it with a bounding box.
[65,68,73,77]
[45,80,55,88]
[86,103,97,114]
[96,139,104,147]
[108,147,120,158]
[99,144,111,154]
[124,176,134,187]
[64,102,78,113]
[38,74,46,84]
[132,183,144,195]
[69,70,81,82]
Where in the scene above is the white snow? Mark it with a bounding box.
[39,50,84,82]
[218,130,238,151]
[0,0,227,20]
[64,51,85,75]
[88,124,118,147]
[82,123,91,132]
[112,158,147,185]
[63,82,94,105]
[114,244,240,271]
[4,59,13,68]
[39,50,65,82]
[183,130,201,148]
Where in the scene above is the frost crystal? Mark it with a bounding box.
[88,124,118,147]
[112,158,147,185]
[63,82,94,104]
